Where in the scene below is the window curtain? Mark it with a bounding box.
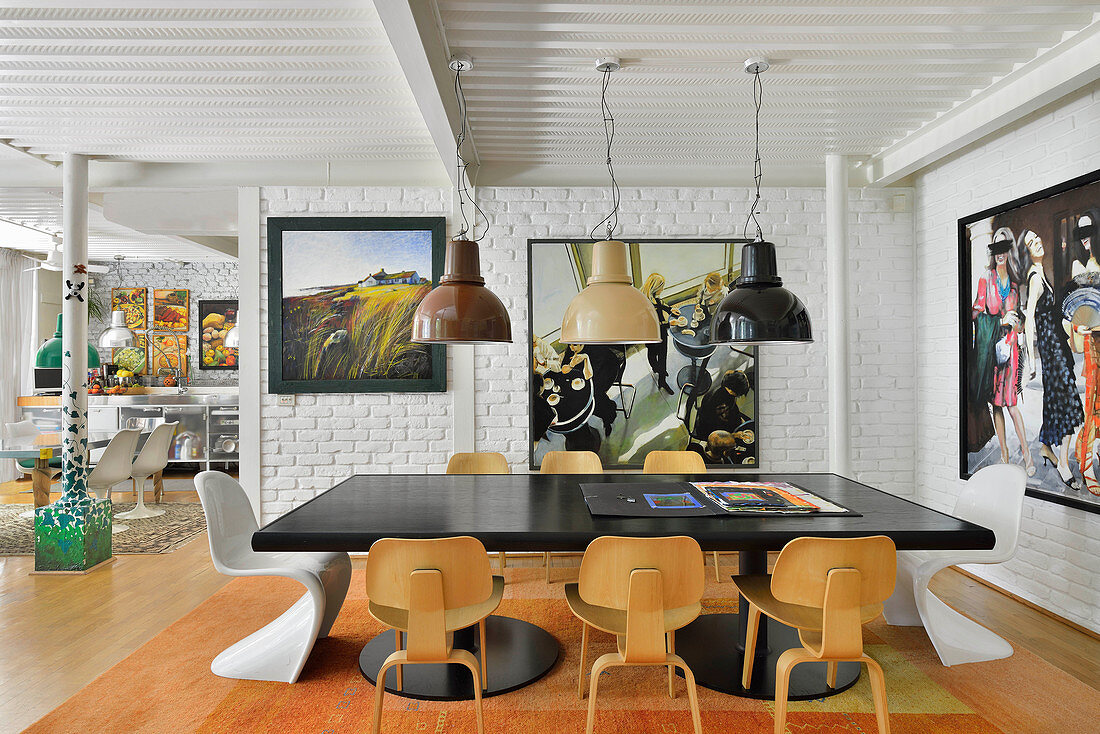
[0,248,39,481]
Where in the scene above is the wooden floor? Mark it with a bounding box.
[0,476,1096,733]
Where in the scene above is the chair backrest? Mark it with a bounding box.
[954,464,1026,560]
[86,428,141,488]
[194,471,260,573]
[540,450,603,474]
[4,420,39,439]
[578,536,705,663]
[131,422,178,477]
[365,536,494,661]
[446,452,509,474]
[642,450,706,474]
[770,536,896,659]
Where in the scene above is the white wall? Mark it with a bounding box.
[913,86,1100,632]
[256,184,916,522]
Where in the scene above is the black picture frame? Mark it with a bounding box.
[958,168,1100,514]
[527,237,759,470]
[267,216,446,394]
[198,299,238,370]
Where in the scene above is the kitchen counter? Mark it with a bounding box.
[19,390,238,407]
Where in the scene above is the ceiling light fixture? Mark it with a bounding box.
[98,254,137,349]
[411,53,512,344]
[710,58,813,346]
[560,57,660,345]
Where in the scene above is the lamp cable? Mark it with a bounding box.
[453,67,488,242]
[743,69,764,242]
[590,67,621,241]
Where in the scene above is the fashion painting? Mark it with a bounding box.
[959,169,1100,515]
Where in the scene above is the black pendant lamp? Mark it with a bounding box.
[412,54,512,344]
[711,58,813,346]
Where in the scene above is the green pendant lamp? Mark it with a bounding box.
[36,313,101,369]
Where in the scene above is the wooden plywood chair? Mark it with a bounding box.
[737,536,897,734]
[540,450,603,583]
[365,536,505,734]
[566,536,706,734]
[642,451,729,581]
[446,452,510,569]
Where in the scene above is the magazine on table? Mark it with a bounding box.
[691,481,833,514]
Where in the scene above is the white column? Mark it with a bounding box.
[825,154,852,478]
[61,153,90,499]
[238,187,262,521]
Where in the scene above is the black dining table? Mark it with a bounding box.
[254,472,995,702]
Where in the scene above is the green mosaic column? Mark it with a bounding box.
[35,154,113,573]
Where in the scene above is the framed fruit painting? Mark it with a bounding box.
[152,288,189,331]
[150,332,188,377]
[111,334,148,376]
[199,299,238,370]
[111,287,147,330]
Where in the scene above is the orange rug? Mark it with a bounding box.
[24,566,1099,734]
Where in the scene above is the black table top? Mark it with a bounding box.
[253,473,995,554]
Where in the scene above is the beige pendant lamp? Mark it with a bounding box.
[560,58,660,345]
[412,54,511,344]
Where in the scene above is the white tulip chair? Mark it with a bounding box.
[194,471,352,683]
[883,464,1026,666]
[116,422,178,520]
[87,428,142,533]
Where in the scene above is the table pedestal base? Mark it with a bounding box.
[359,615,559,701]
[675,613,861,700]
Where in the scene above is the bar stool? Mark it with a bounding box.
[446,452,509,569]
[539,450,602,583]
[366,536,504,734]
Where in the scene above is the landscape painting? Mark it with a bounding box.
[960,168,1100,514]
[152,288,189,331]
[528,239,757,469]
[267,216,445,394]
[199,299,238,370]
[111,287,146,330]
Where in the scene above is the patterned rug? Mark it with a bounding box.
[0,503,207,555]
[21,567,1098,734]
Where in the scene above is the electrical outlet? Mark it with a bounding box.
[277,395,295,406]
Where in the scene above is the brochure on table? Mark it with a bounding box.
[580,480,858,518]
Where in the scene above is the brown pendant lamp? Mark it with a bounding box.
[560,58,660,345]
[412,54,511,344]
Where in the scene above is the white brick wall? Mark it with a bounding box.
[474,185,916,492]
[89,259,238,387]
[258,186,454,521]
[913,86,1100,632]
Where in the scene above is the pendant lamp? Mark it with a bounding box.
[560,58,660,345]
[711,59,813,346]
[412,54,511,344]
[98,255,137,349]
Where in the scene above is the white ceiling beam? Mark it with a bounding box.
[870,20,1100,185]
[372,0,468,184]
[440,1,1098,13]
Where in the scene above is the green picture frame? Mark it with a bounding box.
[267,216,446,394]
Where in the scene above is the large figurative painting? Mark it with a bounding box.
[529,239,757,469]
[960,169,1100,514]
[267,217,446,394]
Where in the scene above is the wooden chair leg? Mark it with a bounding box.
[675,658,703,734]
[578,622,590,699]
[713,551,721,582]
[453,651,485,734]
[478,619,488,690]
[863,655,891,734]
[826,660,838,688]
[741,603,762,689]
[372,658,399,734]
[394,630,403,691]
[773,649,811,734]
[667,630,676,699]
[586,655,618,734]
[153,470,164,503]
